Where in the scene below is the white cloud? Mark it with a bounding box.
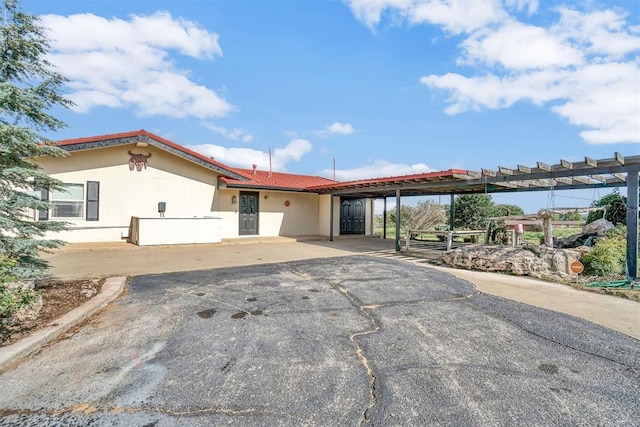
[551,62,640,144]
[460,20,583,70]
[505,0,538,15]
[203,122,253,143]
[317,122,356,136]
[346,0,505,34]
[345,0,412,29]
[41,12,232,119]
[408,0,505,34]
[187,138,312,171]
[422,61,640,144]
[346,1,640,144]
[554,7,640,58]
[320,160,431,181]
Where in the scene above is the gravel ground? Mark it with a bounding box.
[0,256,638,426]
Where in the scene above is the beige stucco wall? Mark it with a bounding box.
[318,195,340,237]
[318,196,375,237]
[214,189,321,238]
[37,144,219,242]
[365,198,375,235]
[36,143,376,243]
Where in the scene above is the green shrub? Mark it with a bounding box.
[586,190,628,225]
[582,227,627,277]
[0,257,39,319]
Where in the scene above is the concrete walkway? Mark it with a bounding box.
[43,237,639,340]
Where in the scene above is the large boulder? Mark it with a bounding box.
[582,218,614,236]
[440,245,582,282]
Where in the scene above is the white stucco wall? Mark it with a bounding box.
[37,144,219,242]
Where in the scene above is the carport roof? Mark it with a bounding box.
[307,154,640,197]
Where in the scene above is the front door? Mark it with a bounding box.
[340,198,365,235]
[239,191,259,235]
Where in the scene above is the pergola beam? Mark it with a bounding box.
[560,159,574,170]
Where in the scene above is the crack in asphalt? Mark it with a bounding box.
[358,291,480,311]
[328,278,381,426]
[465,302,640,370]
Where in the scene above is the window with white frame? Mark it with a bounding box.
[51,183,84,219]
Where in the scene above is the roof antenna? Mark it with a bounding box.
[333,157,336,181]
[268,147,272,178]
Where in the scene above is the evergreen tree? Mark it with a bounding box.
[453,194,494,230]
[1,0,72,280]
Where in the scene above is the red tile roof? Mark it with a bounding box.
[221,168,336,191]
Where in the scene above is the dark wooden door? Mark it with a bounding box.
[239,192,259,235]
[340,198,365,235]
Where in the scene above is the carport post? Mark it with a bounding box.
[329,194,334,242]
[383,197,387,239]
[626,167,639,280]
[395,189,401,252]
[449,194,455,231]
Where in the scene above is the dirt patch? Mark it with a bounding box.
[1,278,104,347]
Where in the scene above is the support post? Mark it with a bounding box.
[449,194,455,231]
[543,214,553,246]
[329,195,334,242]
[626,168,639,280]
[383,197,387,239]
[395,189,401,252]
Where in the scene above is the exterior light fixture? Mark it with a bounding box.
[231,195,237,204]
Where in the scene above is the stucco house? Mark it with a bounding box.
[34,130,376,245]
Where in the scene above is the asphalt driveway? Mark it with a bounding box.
[1,256,638,426]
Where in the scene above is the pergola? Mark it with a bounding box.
[310,153,640,280]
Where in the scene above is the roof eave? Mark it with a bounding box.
[221,182,315,193]
[57,133,248,181]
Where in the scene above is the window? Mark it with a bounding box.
[51,183,84,218]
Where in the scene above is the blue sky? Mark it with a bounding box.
[22,0,640,213]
